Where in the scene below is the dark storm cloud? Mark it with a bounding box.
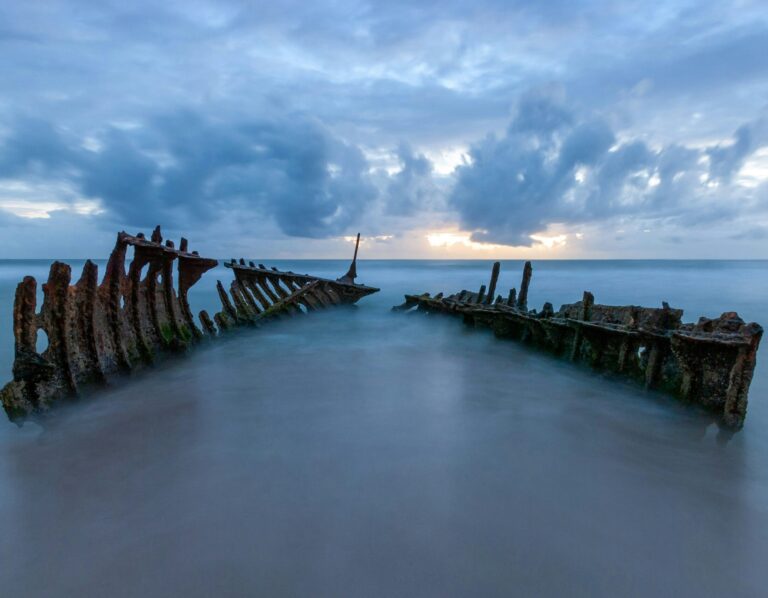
[450,93,768,246]
[0,118,78,177]
[0,111,377,237]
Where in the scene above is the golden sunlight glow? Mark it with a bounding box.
[426,231,502,250]
[427,230,570,252]
[343,234,394,243]
[426,231,469,246]
[529,234,568,249]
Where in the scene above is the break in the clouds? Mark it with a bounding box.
[0,0,767,257]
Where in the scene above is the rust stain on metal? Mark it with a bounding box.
[1,227,218,422]
[393,261,763,430]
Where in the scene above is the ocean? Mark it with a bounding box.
[1,259,767,596]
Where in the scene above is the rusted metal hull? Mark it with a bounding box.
[393,262,762,430]
[0,227,218,422]
[1,228,379,423]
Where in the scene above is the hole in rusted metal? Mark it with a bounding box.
[36,329,49,354]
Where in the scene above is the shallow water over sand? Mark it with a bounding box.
[1,260,767,597]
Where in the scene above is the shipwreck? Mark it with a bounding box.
[393,261,763,430]
[1,228,378,423]
[212,233,379,331]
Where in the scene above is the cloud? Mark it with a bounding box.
[449,92,768,246]
[0,117,80,178]
[0,110,378,238]
[1,0,768,257]
[730,225,768,241]
[708,118,768,183]
[385,143,439,215]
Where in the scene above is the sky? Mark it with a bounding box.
[0,0,767,259]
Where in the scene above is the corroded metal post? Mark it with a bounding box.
[338,233,361,284]
[517,261,532,310]
[485,262,500,305]
[507,288,517,306]
[570,291,594,362]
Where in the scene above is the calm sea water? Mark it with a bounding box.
[1,259,767,597]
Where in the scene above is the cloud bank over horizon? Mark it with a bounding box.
[0,0,767,258]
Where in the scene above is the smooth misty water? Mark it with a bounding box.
[1,259,767,597]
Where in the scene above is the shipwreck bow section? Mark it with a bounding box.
[1,228,380,423]
[1,227,218,422]
[393,261,763,430]
[208,233,379,331]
